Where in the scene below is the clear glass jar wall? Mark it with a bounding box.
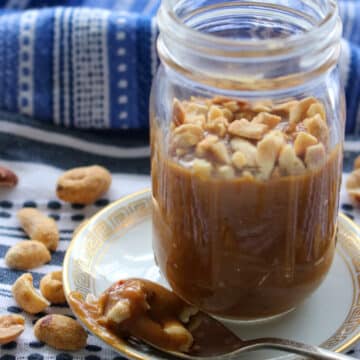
[151,0,345,321]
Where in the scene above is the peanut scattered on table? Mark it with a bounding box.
[5,240,51,270]
[18,208,59,251]
[12,273,49,314]
[40,271,66,304]
[0,314,25,345]
[34,314,88,351]
[56,165,112,204]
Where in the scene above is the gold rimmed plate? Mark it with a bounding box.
[63,189,360,359]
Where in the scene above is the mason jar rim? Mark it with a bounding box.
[158,0,340,58]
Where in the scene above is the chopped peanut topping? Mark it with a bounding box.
[185,102,208,116]
[294,132,318,157]
[211,96,248,108]
[289,97,318,126]
[228,119,268,140]
[106,300,131,324]
[172,124,204,149]
[173,99,186,127]
[304,143,326,170]
[252,112,281,129]
[192,159,213,178]
[184,114,206,127]
[205,117,228,137]
[196,135,219,157]
[208,142,230,164]
[303,114,329,144]
[170,96,330,180]
[223,101,240,113]
[272,100,299,114]
[208,105,224,121]
[307,102,326,121]
[251,100,273,113]
[230,138,257,166]
[232,151,247,170]
[279,145,306,176]
[217,165,235,179]
[256,131,285,180]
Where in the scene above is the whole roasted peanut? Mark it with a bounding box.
[34,314,88,351]
[0,314,25,344]
[40,271,66,304]
[17,208,59,251]
[0,166,18,187]
[5,241,51,270]
[12,273,49,314]
[56,165,112,205]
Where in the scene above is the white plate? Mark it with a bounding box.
[63,189,360,360]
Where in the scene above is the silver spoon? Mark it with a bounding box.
[165,312,356,360]
[123,282,356,360]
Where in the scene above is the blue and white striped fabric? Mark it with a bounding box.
[0,0,360,133]
[0,0,159,129]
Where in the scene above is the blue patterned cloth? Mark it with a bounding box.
[0,0,360,132]
[0,0,160,129]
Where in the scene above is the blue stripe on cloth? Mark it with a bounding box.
[33,8,54,121]
[0,12,19,112]
[136,15,152,129]
[58,7,64,127]
[108,11,139,128]
[0,266,43,287]
[345,44,360,135]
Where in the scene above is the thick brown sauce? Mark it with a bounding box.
[152,145,342,319]
[68,279,242,356]
[68,279,195,353]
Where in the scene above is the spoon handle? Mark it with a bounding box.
[251,338,354,359]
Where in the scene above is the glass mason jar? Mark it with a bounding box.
[150,0,345,321]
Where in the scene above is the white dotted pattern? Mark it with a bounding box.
[53,8,61,125]
[18,10,37,116]
[72,9,110,128]
[63,8,72,127]
[116,16,129,122]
